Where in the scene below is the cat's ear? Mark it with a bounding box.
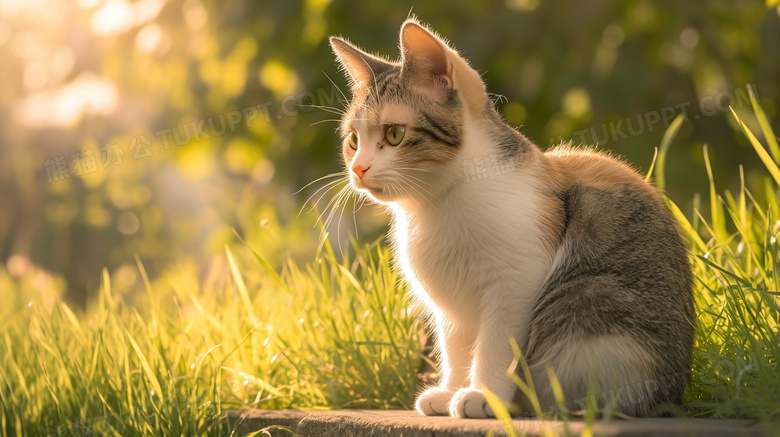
[399,21,453,90]
[399,20,487,115]
[330,37,393,90]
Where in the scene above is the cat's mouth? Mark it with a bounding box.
[363,185,396,203]
[353,181,391,201]
[351,178,384,195]
[351,177,396,202]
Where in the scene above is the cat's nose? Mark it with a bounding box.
[352,163,370,179]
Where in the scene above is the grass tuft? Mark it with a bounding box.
[1,236,421,435]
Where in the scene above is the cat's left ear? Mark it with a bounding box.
[399,21,453,92]
[399,20,487,114]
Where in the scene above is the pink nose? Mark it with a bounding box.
[352,164,370,179]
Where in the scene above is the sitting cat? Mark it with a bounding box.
[328,19,694,418]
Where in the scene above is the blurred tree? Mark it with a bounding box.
[0,0,778,305]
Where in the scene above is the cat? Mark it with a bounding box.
[328,19,694,419]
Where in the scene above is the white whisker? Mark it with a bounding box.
[299,177,349,218]
[295,171,348,195]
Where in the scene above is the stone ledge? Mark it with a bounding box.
[224,409,775,437]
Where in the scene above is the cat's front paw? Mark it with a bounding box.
[415,387,454,416]
[450,388,495,418]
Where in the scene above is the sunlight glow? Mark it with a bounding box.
[13,72,118,128]
[135,22,163,53]
[183,0,208,31]
[90,0,165,36]
[0,19,10,45]
[75,0,103,8]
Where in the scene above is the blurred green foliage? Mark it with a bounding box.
[0,0,778,303]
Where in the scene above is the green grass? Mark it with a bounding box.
[2,101,780,436]
[0,235,422,436]
[682,98,780,419]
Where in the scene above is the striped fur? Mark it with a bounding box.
[329,19,694,419]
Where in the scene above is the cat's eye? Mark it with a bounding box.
[347,132,358,150]
[385,124,405,146]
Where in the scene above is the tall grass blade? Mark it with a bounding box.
[748,87,780,162]
[730,106,780,187]
[225,245,257,324]
[654,114,683,192]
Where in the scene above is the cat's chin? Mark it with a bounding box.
[353,184,400,204]
[361,187,394,203]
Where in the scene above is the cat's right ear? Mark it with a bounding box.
[329,37,393,90]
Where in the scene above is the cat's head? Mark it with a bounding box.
[330,19,488,205]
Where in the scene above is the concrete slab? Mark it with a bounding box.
[224,409,776,437]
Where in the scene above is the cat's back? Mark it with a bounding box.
[539,146,688,269]
[533,145,694,378]
[515,146,695,413]
[543,145,657,196]
[540,145,690,289]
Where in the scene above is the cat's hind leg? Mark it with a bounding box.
[519,276,687,417]
[519,334,662,417]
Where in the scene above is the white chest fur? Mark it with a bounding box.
[391,170,553,328]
